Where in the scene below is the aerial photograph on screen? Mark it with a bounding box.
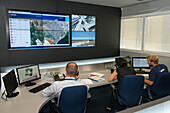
[30,19,70,46]
[8,10,70,49]
[72,15,96,47]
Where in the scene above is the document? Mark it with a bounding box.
[89,72,105,78]
[82,79,93,84]
[88,76,105,82]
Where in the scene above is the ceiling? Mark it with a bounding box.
[64,0,156,8]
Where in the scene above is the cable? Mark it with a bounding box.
[1,90,8,101]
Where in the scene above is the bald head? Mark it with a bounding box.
[66,62,78,77]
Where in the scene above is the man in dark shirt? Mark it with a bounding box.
[144,54,169,99]
[145,54,168,87]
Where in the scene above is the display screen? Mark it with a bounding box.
[72,14,96,47]
[2,70,18,96]
[16,64,41,85]
[132,57,149,68]
[8,10,70,49]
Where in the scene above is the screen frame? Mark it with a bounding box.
[16,64,41,85]
[7,9,71,50]
[2,69,18,96]
[132,57,150,69]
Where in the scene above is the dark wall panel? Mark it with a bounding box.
[0,0,121,67]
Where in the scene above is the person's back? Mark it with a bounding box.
[116,66,136,90]
[142,54,169,102]
[149,64,168,82]
[48,78,86,98]
[108,58,136,89]
[42,62,88,97]
[149,64,169,94]
[106,58,136,112]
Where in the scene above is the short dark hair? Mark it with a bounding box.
[66,62,78,77]
[115,58,127,67]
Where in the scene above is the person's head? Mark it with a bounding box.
[146,54,159,67]
[66,62,79,77]
[115,58,127,67]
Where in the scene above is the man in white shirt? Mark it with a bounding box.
[42,62,88,98]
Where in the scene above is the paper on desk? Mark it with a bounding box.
[88,76,105,82]
[89,72,105,78]
[81,79,93,84]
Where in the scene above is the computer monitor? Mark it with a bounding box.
[16,64,41,86]
[2,69,19,97]
[132,57,149,72]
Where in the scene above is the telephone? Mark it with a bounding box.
[76,71,79,76]
[53,72,65,81]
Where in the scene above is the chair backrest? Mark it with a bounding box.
[118,75,144,107]
[58,85,87,113]
[151,72,170,100]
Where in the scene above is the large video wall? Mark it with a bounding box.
[0,0,121,67]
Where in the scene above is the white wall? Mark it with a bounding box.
[122,0,170,17]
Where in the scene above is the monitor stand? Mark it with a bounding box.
[7,92,19,98]
[25,82,36,87]
[136,68,148,74]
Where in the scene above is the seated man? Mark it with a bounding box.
[144,54,169,100]
[42,62,88,97]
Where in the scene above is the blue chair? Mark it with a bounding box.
[149,72,170,100]
[113,75,144,110]
[57,85,88,113]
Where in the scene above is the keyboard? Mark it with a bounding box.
[29,82,51,93]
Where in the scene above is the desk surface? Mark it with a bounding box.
[118,95,170,113]
[0,69,116,113]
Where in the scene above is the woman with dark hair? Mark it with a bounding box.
[106,58,136,112]
[108,58,136,90]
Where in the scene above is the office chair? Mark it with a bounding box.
[57,85,88,113]
[112,75,144,111]
[148,72,170,100]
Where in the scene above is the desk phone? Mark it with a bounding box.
[53,72,65,81]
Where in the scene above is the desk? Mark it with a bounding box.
[118,95,170,113]
[0,69,116,113]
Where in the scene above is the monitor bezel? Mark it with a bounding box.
[16,64,41,85]
[2,69,18,96]
[132,57,150,69]
[7,9,71,50]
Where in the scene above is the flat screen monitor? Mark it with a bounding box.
[132,57,149,70]
[2,69,19,97]
[72,14,96,47]
[16,64,41,86]
[8,9,70,49]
